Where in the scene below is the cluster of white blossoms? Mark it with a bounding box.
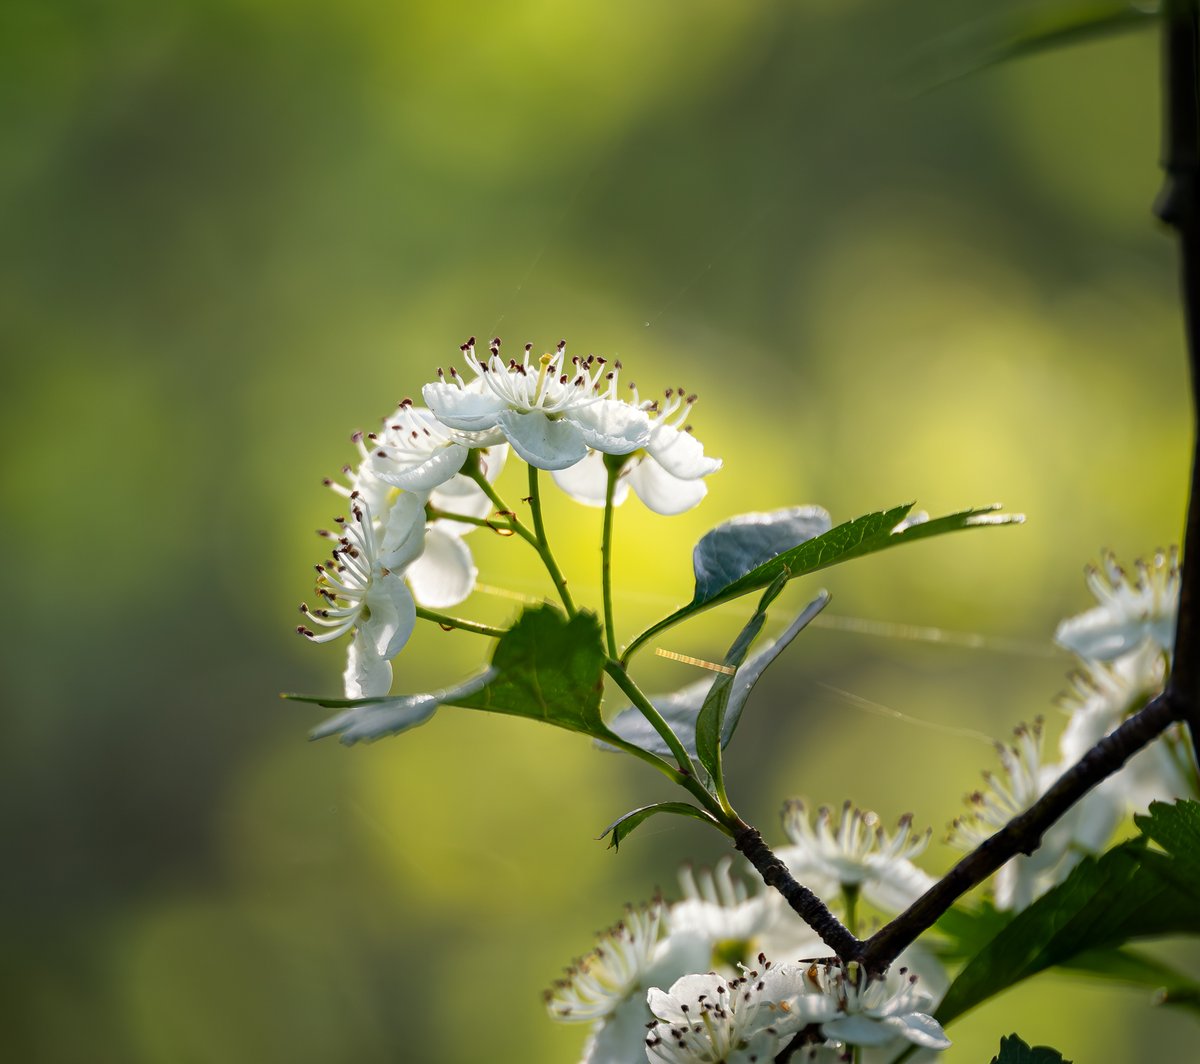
[297,338,721,697]
[949,548,1196,911]
[548,810,950,1064]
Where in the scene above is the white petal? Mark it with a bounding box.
[379,492,427,571]
[861,856,936,914]
[822,1014,894,1047]
[583,996,654,1064]
[363,572,417,660]
[571,399,652,455]
[343,629,392,698]
[406,527,477,608]
[497,408,588,470]
[422,379,506,431]
[646,424,722,480]
[627,458,708,515]
[882,1012,951,1050]
[1054,607,1145,661]
[552,449,629,508]
[370,442,468,492]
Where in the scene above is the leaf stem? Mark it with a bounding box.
[603,659,726,818]
[414,606,506,640]
[602,459,620,659]
[526,465,577,616]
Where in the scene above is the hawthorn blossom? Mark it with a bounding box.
[553,387,722,515]
[948,720,1090,911]
[547,900,711,1064]
[775,800,934,916]
[766,961,950,1054]
[644,969,782,1064]
[423,337,651,470]
[1057,647,1197,816]
[297,491,426,698]
[1055,548,1180,662]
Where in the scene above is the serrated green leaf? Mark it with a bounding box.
[599,801,720,850]
[453,604,609,735]
[600,592,830,760]
[937,800,1200,1025]
[625,503,1021,659]
[991,1033,1072,1064]
[304,605,611,745]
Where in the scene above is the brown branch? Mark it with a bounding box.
[733,823,864,962]
[1157,0,1200,768]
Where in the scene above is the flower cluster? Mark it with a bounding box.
[297,338,721,697]
[949,548,1195,910]
[548,815,949,1063]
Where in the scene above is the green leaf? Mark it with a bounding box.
[1060,946,1200,1010]
[932,901,1013,963]
[691,505,832,604]
[694,574,788,787]
[599,801,720,850]
[600,591,830,760]
[937,800,1200,1026]
[625,503,1021,659]
[295,672,495,745]
[453,604,610,735]
[991,1033,1072,1064]
[304,605,611,744]
[908,1,1160,93]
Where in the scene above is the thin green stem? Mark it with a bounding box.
[527,465,576,615]
[425,506,519,535]
[461,464,539,549]
[842,884,860,939]
[601,462,620,659]
[603,659,725,821]
[415,606,506,640]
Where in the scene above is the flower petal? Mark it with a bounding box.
[552,449,630,508]
[882,1012,951,1050]
[822,1013,894,1047]
[646,424,722,480]
[371,441,469,492]
[422,379,506,431]
[571,399,651,455]
[379,492,427,571]
[628,458,708,515]
[406,527,477,608]
[363,571,417,660]
[497,408,588,470]
[343,628,393,698]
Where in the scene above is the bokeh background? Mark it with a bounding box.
[3,0,1197,1060]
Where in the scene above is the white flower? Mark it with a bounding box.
[1055,548,1180,661]
[297,491,426,698]
[1057,647,1196,817]
[553,387,722,515]
[423,337,651,470]
[645,970,781,1064]
[360,400,473,493]
[775,800,934,916]
[768,961,950,1054]
[948,720,1085,911]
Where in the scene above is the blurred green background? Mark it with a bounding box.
[3,0,1197,1060]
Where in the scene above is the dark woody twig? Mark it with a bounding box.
[1156,0,1200,767]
